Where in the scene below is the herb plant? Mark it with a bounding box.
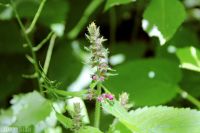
[1,0,200,133]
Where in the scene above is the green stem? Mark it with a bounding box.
[67,0,103,39]
[43,34,57,75]
[101,84,111,94]
[178,88,200,109]
[94,83,102,128]
[33,31,53,51]
[11,1,43,94]
[109,8,116,45]
[26,0,47,34]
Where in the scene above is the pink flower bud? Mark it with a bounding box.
[92,75,98,80]
[102,93,114,100]
[97,96,103,102]
[99,76,105,81]
[107,94,114,100]
[102,93,107,98]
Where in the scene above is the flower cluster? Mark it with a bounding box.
[85,22,115,82]
[97,93,114,102]
[72,103,82,131]
[119,92,133,110]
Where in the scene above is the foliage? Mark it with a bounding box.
[0,0,200,133]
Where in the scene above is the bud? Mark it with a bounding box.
[119,92,132,110]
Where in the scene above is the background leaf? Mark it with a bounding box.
[142,0,186,45]
[0,21,25,54]
[105,58,181,106]
[48,40,82,88]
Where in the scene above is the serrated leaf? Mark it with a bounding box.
[104,0,136,11]
[102,100,137,131]
[108,119,132,133]
[78,126,103,133]
[103,101,200,133]
[12,91,52,126]
[176,46,200,72]
[142,0,186,45]
[56,112,73,129]
[105,58,181,106]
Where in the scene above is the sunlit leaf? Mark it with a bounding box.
[103,100,200,133]
[176,46,200,72]
[56,112,73,129]
[142,0,186,45]
[12,91,52,126]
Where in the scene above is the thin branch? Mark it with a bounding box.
[67,0,104,39]
[178,88,200,109]
[26,0,47,34]
[43,33,57,75]
[33,31,54,51]
[11,0,43,94]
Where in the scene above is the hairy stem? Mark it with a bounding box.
[26,0,47,34]
[67,0,103,39]
[94,83,102,128]
[11,1,43,94]
[178,88,200,109]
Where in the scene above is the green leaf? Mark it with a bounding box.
[108,119,132,133]
[102,100,137,131]
[104,0,136,11]
[103,101,200,133]
[3,0,69,31]
[52,89,87,97]
[110,42,147,63]
[176,46,200,72]
[142,0,186,45]
[78,126,103,133]
[156,27,199,61]
[105,58,181,106]
[0,21,25,53]
[0,55,28,105]
[12,91,52,126]
[56,112,73,129]
[180,69,200,98]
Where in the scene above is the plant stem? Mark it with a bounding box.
[178,88,200,109]
[11,1,43,94]
[67,0,103,39]
[43,34,57,75]
[94,83,101,128]
[26,0,47,34]
[33,31,54,51]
